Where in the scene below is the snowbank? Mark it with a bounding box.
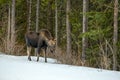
[0,54,120,80]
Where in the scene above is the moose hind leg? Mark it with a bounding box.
[27,46,31,61]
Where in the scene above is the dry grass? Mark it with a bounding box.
[0,38,114,70]
[51,47,83,66]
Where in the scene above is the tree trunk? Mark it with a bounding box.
[26,0,29,31]
[35,0,40,56]
[36,0,39,32]
[82,0,88,65]
[11,0,16,54]
[7,4,11,54]
[55,0,58,48]
[113,0,118,70]
[66,0,71,56]
[28,0,31,30]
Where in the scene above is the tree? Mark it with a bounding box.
[6,3,11,54]
[36,0,39,32]
[11,0,16,54]
[35,0,40,56]
[27,0,31,30]
[55,0,58,48]
[82,0,88,65]
[66,0,71,56]
[113,0,118,70]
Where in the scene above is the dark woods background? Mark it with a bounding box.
[0,0,120,71]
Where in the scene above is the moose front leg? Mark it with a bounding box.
[37,47,41,62]
[37,53,39,62]
[27,46,31,61]
[44,48,47,63]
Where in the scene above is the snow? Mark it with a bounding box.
[0,53,120,80]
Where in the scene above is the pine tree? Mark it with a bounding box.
[7,3,11,54]
[113,0,118,70]
[82,0,88,65]
[55,0,58,48]
[66,0,71,56]
[11,0,16,54]
[36,0,39,32]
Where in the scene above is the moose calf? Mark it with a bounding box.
[25,29,56,62]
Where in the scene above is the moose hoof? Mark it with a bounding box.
[28,57,31,61]
[37,58,39,62]
[45,60,47,63]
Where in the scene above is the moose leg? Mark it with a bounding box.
[37,53,39,62]
[27,46,31,61]
[44,48,47,63]
[37,47,41,62]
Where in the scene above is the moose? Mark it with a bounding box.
[25,29,56,62]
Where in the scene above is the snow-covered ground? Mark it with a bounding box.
[0,53,120,80]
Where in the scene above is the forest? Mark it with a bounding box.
[0,0,120,71]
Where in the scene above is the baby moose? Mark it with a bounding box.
[25,29,56,62]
